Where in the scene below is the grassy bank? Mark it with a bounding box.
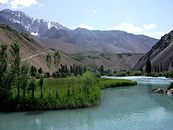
[107,70,173,78]
[0,77,137,112]
[96,78,137,89]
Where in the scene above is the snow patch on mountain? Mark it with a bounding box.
[31,31,38,36]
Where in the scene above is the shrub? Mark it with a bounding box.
[168,82,173,90]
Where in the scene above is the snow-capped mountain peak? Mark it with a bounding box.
[0,9,68,36]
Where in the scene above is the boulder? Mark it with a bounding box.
[167,88,173,96]
[152,88,165,93]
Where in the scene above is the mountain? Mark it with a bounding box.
[0,24,143,71]
[133,30,173,72]
[37,28,158,54]
[0,24,81,72]
[64,52,144,71]
[0,9,158,54]
[0,9,68,37]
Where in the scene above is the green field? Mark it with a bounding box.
[0,75,137,112]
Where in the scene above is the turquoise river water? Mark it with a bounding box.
[1,76,173,130]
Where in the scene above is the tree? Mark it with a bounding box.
[83,66,87,73]
[46,53,52,95]
[38,75,44,98]
[30,65,37,77]
[146,57,151,74]
[53,50,61,97]
[28,78,37,98]
[82,71,96,92]
[0,43,13,100]
[0,43,8,84]
[38,67,43,74]
[20,62,30,97]
[10,41,21,97]
[100,65,104,76]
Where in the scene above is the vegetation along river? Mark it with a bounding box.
[1,76,173,130]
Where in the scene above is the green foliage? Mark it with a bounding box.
[117,54,123,58]
[44,72,50,78]
[168,82,173,90]
[20,62,30,97]
[100,65,104,76]
[87,56,99,59]
[30,65,37,77]
[46,53,52,95]
[46,53,52,71]
[69,54,85,61]
[0,43,13,100]
[82,71,96,87]
[108,70,143,77]
[54,50,61,69]
[39,75,44,98]
[96,78,137,89]
[38,67,43,74]
[0,24,15,32]
[28,78,37,98]
[20,32,32,41]
[53,50,61,98]
[69,64,86,76]
[100,53,111,60]
[10,41,21,97]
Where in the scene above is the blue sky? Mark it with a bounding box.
[0,0,173,39]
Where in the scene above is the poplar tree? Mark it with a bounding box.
[53,50,61,97]
[46,53,52,95]
[10,41,21,97]
[0,43,13,100]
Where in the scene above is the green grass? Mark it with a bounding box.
[95,78,137,89]
[0,77,137,112]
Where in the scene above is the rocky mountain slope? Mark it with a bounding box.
[0,24,79,72]
[0,24,143,71]
[37,28,157,54]
[133,30,173,72]
[0,9,158,54]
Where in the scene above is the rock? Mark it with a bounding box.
[167,88,173,96]
[152,88,165,93]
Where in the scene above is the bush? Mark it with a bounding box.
[168,82,173,90]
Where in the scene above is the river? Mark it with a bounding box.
[1,76,173,130]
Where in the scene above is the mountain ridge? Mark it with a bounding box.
[133,30,173,72]
[0,9,158,54]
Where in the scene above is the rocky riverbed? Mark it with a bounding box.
[152,88,173,96]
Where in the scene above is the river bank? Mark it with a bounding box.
[0,78,137,112]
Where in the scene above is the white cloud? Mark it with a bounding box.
[107,22,165,38]
[107,23,143,33]
[0,0,8,4]
[144,24,157,30]
[0,0,38,8]
[73,24,95,30]
[92,10,96,13]
[143,32,166,39]
[10,0,37,9]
